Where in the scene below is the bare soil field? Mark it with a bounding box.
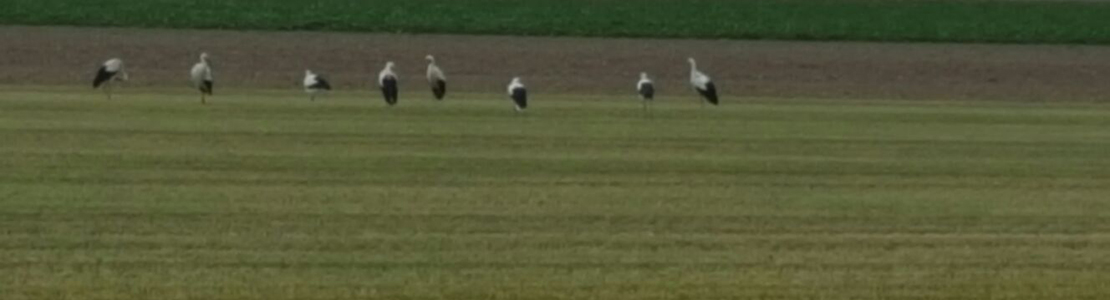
[2,26,1109,101]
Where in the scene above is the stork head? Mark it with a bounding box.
[305,69,313,76]
[511,77,521,84]
[385,61,395,69]
[425,55,435,62]
[687,57,696,65]
[640,72,649,79]
[200,52,209,61]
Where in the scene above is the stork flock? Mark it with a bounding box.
[92,53,720,112]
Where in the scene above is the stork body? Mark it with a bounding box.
[688,58,718,106]
[378,62,398,106]
[303,70,331,101]
[507,77,527,112]
[190,53,213,104]
[637,72,655,113]
[426,55,446,100]
[93,58,128,100]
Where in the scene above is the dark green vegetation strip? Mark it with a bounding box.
[2,88,1110,299]
[5,0,1110,44]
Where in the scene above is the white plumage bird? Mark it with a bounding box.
[687,57,718,106]
[507,77,527,112]
[426,55,446,100]
[378,61,398,106]
[93,58,129,100]
[637,72,655,113]
[303,70,331,101]
[190,52,213,104]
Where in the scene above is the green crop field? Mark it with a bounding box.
[6,0,1110,44]
[2,87,1110,299]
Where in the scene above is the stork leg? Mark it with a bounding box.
[201,94,206,105]
[100,81,116,100]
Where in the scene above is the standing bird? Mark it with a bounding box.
[507,77,527,112]
[425,55,447,100]
[190,52,214,104]
[637,72,655,113]
[303,70,331,101]
[93,58,129,100]
[687,58,718,106]
[378,61,399,106]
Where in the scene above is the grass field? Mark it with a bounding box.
[6,0,1110,44]
[2,87,1110,299]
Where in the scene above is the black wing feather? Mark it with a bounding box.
[639,83,654,100]
[431,79,446,100]
[381,77,398,105]
[698,82,718,105]
[310,77,331,90]
[200,80,214,95]
[511,88,527,109]
[93,67,114,88]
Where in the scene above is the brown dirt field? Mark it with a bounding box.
[2,26,1109,101]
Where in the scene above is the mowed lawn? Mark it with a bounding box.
[2,87,1110,299]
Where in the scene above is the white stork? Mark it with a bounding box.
[637,72,655,112]
[303,70,331,101]
[507,77,527,112]
[93,58,129,100]
[426,55,446,100]
[190,52,213,104]
[687,58,718,106]
[378,61,398,106]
